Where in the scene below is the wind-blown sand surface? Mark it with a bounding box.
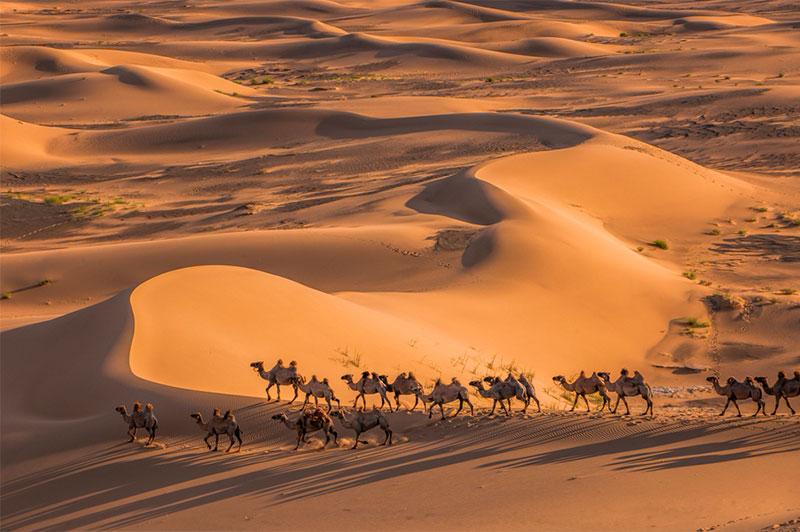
[1,0,799,530]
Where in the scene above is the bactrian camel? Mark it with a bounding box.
[272,410,337,450]
[341,371,393,411]
[115,401,158,445]
[552,371,611,412]
[706,376,766,417]
[250,359,301,403]
[292,375,341,412]
[754,371,800,415]
[420,378,474,420]
[378,372,423,411]
[469,379,516,415]
[330,408,392,449]
[484,375,529,413]
[190,408,243,452]
[598,369,654,416]
[517,374,542,412]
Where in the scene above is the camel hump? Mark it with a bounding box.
[145,403,154,410]
[223,409,233,419]
[290,360,297,366]
[322,377,329,384]
[133,401,142,410]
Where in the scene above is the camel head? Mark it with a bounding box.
[754,376,768,384]
[250,361,264,371]
[552,375,566,384]
[341,374,353,382]
[115,406,127,414]
[377,374,390,386]
[468,380,483,388]
[190,412,203,422]
[706,376,719,384]
[133,401,142,411]
[290,375,305,385]
[271,413,288,422]
[597,371,610,381]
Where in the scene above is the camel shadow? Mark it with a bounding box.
[3,414,799,530]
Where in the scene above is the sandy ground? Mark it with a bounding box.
[1,0,799,530]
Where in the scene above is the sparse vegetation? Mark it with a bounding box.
[1,292,10,300]
[698,280,712,286]
[332,346,362,369]
[619,32,627,37]
[637,246,644,252]
[755,206,768,213]
[653,239,669,250]
[745,217,757,223]
[682,271,696,280]
[778,72,784,78]
[687,316,710,328]
[778,288,797,295]
[39,279,52,286]
[485,77,495,83]
[710,228,721,235]
[44,194,76,205]
[738,230,748,236]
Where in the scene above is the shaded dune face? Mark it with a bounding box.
[1,0,799,529]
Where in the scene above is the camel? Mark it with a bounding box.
[272,410,337,450]
[598,369,654,416]
[341,371,392,411]
[517,374,542,413]
[552,371,611,412]
[250,359,301,403]
[330,408,392,449]
[484,375,528,412]
[190,408,243,452]
[115,401,158,445]
[706,376,765,417]
[423,378,474,420]
[469,379,516,415]
[293,375,341,412]
[755,371,800,415]
[378,372,423,411]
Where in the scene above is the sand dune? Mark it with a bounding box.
[2,0,799,530]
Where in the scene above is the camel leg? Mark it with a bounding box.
[383,428,392,446]
[500,398,509,416]
[302,393,311,410]
[265,382,274,401]
[288,384,298,404]
[570,393,579,412]
[440,402,447,420]
[313,395,319,408]
[621,396,631,415]
[533,396,541,412]
[771,397,780,415]
[612,396,620,414]
[204,433,213,450]
[453,398,465,418]
[235,427,243,452]
[275,384,282,402]
[212,433,220,451]
[352,431,361,449]
[149,426,156,446]
[753,399,764,417]
[127,426,136,442]
[732,399,742,417]
[466,397,474,415]
[720,398,731,416]
[783,396,796,415]
[581,394,590,412]
[490,399,497,415]
[428,402,435,419]
[225,433,235,452]
[643,396,653,416]
[294,429,304,450]
[411,395,419,412]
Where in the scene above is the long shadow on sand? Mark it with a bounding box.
[2,414,798,530]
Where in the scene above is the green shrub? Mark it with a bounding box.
[653,239,669,250]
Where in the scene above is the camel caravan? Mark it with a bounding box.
[114,361,799,452]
